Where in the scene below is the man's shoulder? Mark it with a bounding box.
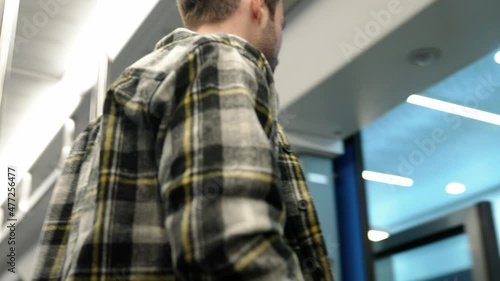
[126,31,265,80]
[72,117,101,153]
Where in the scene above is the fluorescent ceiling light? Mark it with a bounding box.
[368,230,390,242]
[362,170,414,187]
[62,0,160,68]
[495,51,500,64]
[407,95,500,125]
[97,0,160,60]
[446,182,466,195]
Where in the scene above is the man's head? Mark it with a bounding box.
[177,0,285,71]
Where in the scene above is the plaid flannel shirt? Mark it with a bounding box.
[32,28,334,281]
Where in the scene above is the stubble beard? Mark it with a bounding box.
[260,20,279,73]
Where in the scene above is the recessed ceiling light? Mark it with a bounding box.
[495,50,500,64]
[407,95,500,125]
[408,47,442,67]
[446,182,466,195]
[368,230,390,242]
[362,171,414,187]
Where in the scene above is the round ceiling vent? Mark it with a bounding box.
[408,47,442,67]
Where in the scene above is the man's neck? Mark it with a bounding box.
[195,23,254,44]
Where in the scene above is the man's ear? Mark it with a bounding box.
[250,0,265,24]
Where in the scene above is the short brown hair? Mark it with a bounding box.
[177,0,280,29]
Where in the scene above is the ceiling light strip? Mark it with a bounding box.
[407,95,500,125]
[362,170,413,187]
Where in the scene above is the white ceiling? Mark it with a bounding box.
[283,0,500,140]
[274,0,437,112]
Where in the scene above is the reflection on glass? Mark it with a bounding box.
[375,234,473,281]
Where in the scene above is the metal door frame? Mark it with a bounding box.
[373,202,500,281]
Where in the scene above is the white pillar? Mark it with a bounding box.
[0,0,20,109]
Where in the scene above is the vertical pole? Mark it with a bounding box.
[466,202,500,281]
[334,133,375,281]
[59,118,75,166]
[89,52,109,121]
[0,0,20,110]
[89,0,109,122]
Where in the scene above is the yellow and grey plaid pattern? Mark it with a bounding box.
[32,28,333,281]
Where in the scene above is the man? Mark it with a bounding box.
[32,0,334,280]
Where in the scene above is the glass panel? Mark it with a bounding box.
[375,234,473,281]
[299,155,342,281]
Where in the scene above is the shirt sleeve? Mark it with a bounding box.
[152,41,305,281]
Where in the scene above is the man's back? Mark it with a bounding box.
[32,28,333,281]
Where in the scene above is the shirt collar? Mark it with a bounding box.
[154,28,196,50]
[154,28,271,72]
